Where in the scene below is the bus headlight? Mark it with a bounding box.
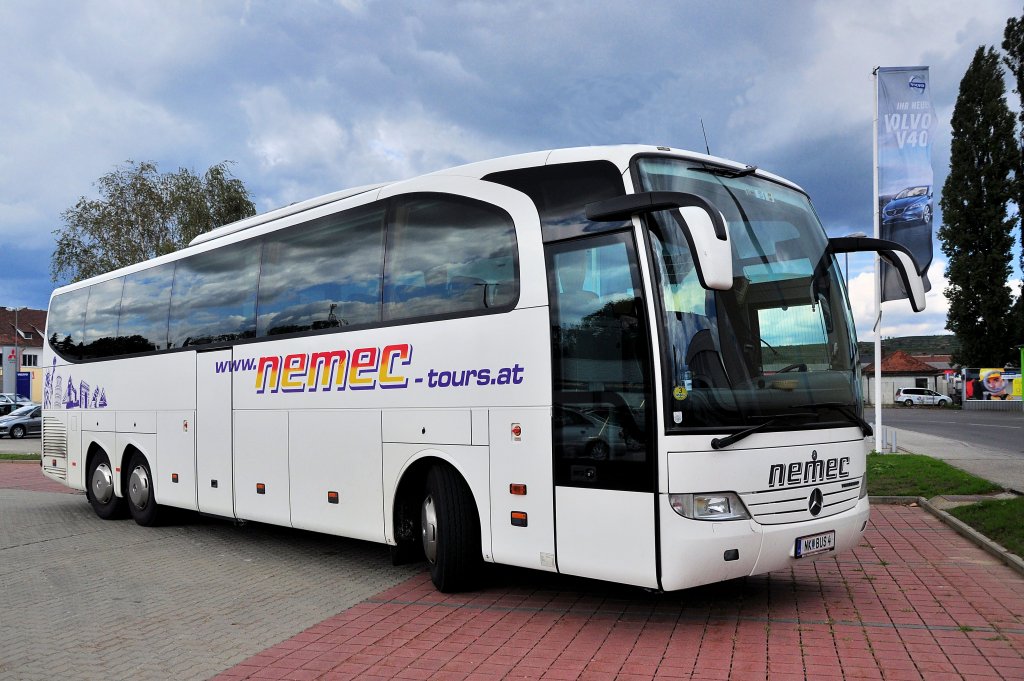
[669,492,750,520]
[860,473,868,499]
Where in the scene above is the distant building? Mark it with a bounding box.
[0,307,47,402]
[862,350,946,404]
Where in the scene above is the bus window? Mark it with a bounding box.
[484,160,629,242]
[80,277,125,359]
[757,304,830,372]
[46,287,90,360]
[548,232,652,492]
[383,195,517,321]
[257,206,386,336]
[118,263,175,352]
[168,242,261,348]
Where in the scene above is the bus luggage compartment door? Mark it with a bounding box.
[196,349,235,517]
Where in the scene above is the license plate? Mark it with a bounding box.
[795,530,835,558]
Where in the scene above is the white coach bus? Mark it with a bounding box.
[41,145,925,592]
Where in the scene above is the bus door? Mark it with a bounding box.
[196,348,234,517]
[547,232,658,588]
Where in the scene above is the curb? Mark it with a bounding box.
[871,495,1024,578]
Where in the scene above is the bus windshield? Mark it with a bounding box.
[635,157,862,433]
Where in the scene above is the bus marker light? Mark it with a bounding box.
[724,549,739,561]
[511,511,527,527]
[510,484,527,495]
[511,423,522,441]
[328,491,339,504]
[172,473,179,483]
[256,483,266,495]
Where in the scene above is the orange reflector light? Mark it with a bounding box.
[509,483,527,495]
[171,473,179,483]
[327,491,339,504]
[511,511,528,527]
[256,483,266,494]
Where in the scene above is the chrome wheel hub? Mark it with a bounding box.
[421,494,438,564]
[91,463,114,504]
[129,465,150,510]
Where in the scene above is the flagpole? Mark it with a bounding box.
[872,67,882,452]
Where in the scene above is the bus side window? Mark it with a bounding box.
[383,194,518,322]
[167,242,261,348]
[80,277,125,359]
[257,205,386,336]
[118,262,175,352]
[47,287,90,361]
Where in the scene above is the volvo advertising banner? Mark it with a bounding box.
[877,66,935,301]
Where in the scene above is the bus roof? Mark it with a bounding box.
[52,145,804,299]
[191,145,803,248]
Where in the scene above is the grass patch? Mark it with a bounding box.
[949,497,1024,558]
[0,453,39,461]
[867,453,1001,497]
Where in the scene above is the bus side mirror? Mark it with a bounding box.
[828,236,926,312]
[585,191,733,291]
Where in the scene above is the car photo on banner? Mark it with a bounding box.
[882,185,932,227]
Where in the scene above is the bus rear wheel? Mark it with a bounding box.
[127,454,161,527]
[421,465,481,592]
[87,452,126,519]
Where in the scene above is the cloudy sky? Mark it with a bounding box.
[2,0,1022,341]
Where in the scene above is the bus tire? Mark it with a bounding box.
[126,453,161,527]
[86,451,126,520]
[422,465,481,592]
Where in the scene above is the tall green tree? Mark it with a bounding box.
[1002,13,1024,361]
[52,160,256,283]
[939,46,1018,367]
[1003,13,1024,274]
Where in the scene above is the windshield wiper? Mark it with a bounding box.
[794,402,873,437]
[710,412,817,450]
[687,164,758,178]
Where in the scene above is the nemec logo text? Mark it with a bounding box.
[768,450,850,488]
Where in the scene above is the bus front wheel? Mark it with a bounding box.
[421,465,481,592]
[86,451,126,520]
[127,453,162,527]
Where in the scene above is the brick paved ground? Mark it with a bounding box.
[214,506,1024,681]
[0,460,74,493]
[4,462,1023,680]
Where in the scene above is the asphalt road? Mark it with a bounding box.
[877,405,1024,455]
[0,435,40,455]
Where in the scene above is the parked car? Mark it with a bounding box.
[894,387,952,407]
[0,404,41,438]
[0,393,33,416]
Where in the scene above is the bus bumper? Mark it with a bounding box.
[658,495,870,592]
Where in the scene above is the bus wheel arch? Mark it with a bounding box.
[122,447,162,527]
[85,443,126,519]
[392,456,484,591]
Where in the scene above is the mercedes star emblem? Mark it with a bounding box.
[808,488,823,516]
